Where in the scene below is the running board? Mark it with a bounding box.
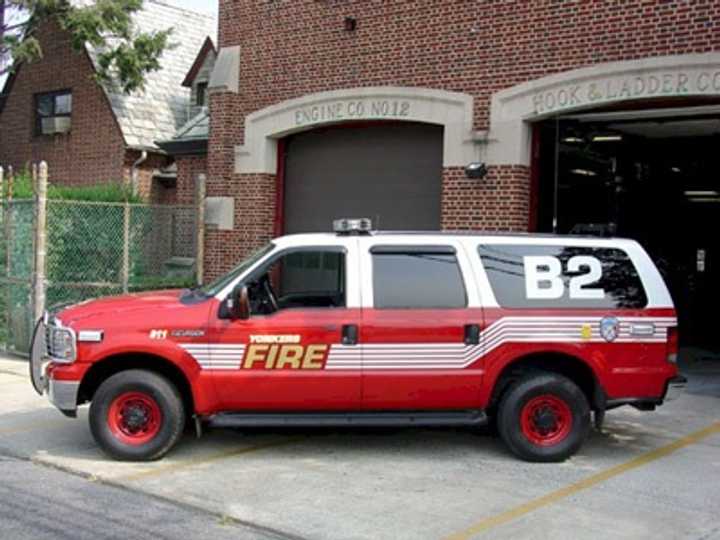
[207,410,488,428]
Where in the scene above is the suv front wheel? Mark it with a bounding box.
[89,370,185,461]
[497,372,590,462]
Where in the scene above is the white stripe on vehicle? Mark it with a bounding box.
[180,316,676,370]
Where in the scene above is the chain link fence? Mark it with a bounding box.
[0,200,36,353]
[45,201,198,310]
[0,164,204,355]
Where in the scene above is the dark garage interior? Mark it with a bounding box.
[537,106,720,351]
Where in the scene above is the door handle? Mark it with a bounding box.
[342,324,359,346]
[464,324,480,345]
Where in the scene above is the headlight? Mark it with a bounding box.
[46,324,76,363]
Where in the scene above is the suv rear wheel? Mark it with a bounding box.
[89,370,185,461]
[497,372,590,462]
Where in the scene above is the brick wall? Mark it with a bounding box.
[122,150,173,202]
[441,166,531,232]
[155,154,207,206]
[207,0,720,278]
[205,171,276,280]
[0,20,127,186]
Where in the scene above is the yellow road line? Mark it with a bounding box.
[445,421,720,540]
[119,436,307,482]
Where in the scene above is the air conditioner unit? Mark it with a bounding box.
[41,116,71,135]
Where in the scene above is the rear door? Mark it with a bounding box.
[356,237,484,409]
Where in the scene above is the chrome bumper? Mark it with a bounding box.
[29,318,47,395]
[30,316,79,416]
[664,375,687,402]
[47,379,80,416]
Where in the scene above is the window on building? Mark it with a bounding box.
[247,248,346,314]
[35,90,72,136]
[371,247,467,309]
[196,82,208,107]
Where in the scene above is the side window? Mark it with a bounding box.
[247,249,345,314]
[371,247,467,309]
[477,244,647,309]
[196,81,208,106]
[35,90,72,136]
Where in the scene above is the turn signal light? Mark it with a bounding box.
[667,327,679,364]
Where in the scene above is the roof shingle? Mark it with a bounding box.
[83,0,217,151]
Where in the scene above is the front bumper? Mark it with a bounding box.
[30,317,81,417]
[47,379,80,417]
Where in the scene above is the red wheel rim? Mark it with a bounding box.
[520,394,573,446]
[107,391,162,446]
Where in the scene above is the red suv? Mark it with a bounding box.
[31,220,685,462]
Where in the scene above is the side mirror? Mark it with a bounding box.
[223,285,250,320]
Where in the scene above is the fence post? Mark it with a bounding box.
[5,166,13,340]
[122,203,130,294]
[7,165,13,201]
[33,162,48,322]
[195,173,206,285]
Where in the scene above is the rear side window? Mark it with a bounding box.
[477,244,647,309]
[372,247,467,309]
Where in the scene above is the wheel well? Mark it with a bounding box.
[78,354,194,415]
[489,353,603,412]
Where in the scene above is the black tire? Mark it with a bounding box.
[497,372,590,462]
[89,370,185,461]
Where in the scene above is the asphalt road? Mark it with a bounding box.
[0,351,718,540]
[0,455,287,540]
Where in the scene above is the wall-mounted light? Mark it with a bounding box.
[592,134,622,142]
[465,162,488,180]
[344,17,357,32]
[570,168,598,176]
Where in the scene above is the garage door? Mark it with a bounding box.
[283,123,443,233]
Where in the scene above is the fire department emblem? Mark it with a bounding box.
[599,317,620,342]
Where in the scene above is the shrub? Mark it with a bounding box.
[3,169,142,203]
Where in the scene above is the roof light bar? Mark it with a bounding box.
[333,218,372,234]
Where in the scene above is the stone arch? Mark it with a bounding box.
[486,52,720,166]
[234,87,476,174]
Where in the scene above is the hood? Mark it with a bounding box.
[55,289,185,327]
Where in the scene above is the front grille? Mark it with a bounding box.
[45,323,64,358]
[45,324,54,357]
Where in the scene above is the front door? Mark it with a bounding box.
[208,244,362,410]
[358,240,484,409]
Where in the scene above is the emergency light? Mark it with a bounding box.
[333,218,372,234]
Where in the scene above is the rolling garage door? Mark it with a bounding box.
[283,123,443,233]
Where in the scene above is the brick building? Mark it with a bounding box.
[205,1,720,347]
[0,1,216,203]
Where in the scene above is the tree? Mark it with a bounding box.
[0,0,171,93]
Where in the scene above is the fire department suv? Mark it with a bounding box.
[30,220,686,462]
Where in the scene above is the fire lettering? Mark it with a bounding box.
[241,344,330,369]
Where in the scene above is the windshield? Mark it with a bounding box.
[199,242,275,296]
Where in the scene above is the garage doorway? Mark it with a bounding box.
[281,123,443,234]
[536,105,720,351]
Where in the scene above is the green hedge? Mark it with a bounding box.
[4,170,142,203]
